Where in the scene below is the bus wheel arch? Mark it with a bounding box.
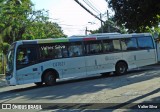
[42,68,59,86]
[115,60,128,75]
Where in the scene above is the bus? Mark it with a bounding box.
[6,33,157,86]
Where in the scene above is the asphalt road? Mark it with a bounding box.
[0,65,160,112]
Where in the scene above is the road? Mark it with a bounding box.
[0,65,160,112]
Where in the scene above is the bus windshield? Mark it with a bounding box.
[6,43,15,73]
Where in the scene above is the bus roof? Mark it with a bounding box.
[17,33,152,45]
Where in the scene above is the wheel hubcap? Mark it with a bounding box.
[48,75,54,81]
[120,66,125,73]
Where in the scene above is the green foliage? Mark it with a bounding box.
[23,21,65,40]
[2,42,10,55]
[107,0,160,32]
[0,0,66,55]
[0,0,33,43]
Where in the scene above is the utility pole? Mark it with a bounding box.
[107,10,110,33]
[100,13,103,33]
[74,0,105,23]
[85,27,88,35]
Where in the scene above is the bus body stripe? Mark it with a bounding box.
[132,34,145,37]
[38,40,54,43]
[83,38,96,41]
[54,39,69,43]
[69,38,83,42]
[97,37,109,40]
[37,39,69,43]
[22,41,37,44]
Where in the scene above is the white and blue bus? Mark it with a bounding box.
[6,33,157,86]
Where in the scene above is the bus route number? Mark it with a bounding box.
[53,62,65,67]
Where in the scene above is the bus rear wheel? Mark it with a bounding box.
[115,62,127,75]
[44,71,56,86]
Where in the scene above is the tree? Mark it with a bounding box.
[107,0,160,32]
[0,0,34,43]
[0,0,65,52]
[22,10,65,40]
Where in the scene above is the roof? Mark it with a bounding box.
[16,33,152,45]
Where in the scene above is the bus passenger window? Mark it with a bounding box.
[113,40,121,51]
[103,40,114,52]
[62,44,69,58]
[137,36,154,49]
[86,41,102,55]
[68,42,83,57]
[121,38,138,51]
[54,46,62,58]
[39,44,63,60]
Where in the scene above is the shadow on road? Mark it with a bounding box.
[0,67,159,105]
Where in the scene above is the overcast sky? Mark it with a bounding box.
[31,0,112,36]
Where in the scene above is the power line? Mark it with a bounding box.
[82,0,101,14]
[74,0,105,23]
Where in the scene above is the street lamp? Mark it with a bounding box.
[85,22,96,35]
[88,22,95,25]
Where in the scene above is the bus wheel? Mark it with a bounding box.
[44,71,56,86]
[34,82,43,86]
[115,62,127,75]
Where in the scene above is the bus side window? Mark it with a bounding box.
[62,44,69,58]
[54,45,63,58]
[86,41,102,55]
[112,39,121,51]
[121,38,138,51]
[103,40,114,52]
[39,44,63,60]
[68,42,83,57]
[137,36,154,49]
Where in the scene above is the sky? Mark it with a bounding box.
[31,0,113,36]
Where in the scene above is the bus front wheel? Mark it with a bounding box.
[44,71,56,86]
[115,62,127,75]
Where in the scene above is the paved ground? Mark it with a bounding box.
[0,65,160,112]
